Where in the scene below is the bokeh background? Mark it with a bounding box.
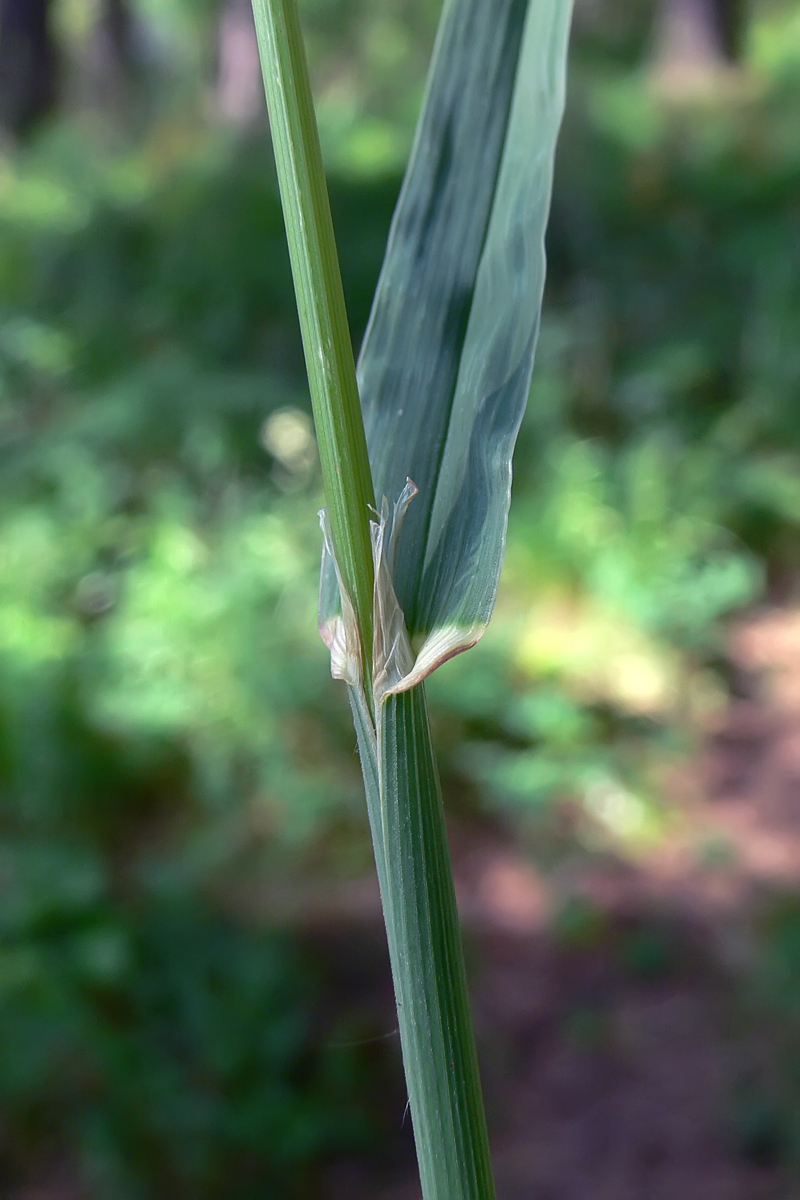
[1,0,800,1196]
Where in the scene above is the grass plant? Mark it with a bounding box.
[252,0,572,1194]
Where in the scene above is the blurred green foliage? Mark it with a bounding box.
[0,888,369,1197]
[0,115,394,1199]
[1,0,800,1192]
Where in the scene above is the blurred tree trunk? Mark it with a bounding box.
[85,0,138,111]
[0,0,57,135]
[101,0,135,77]
[216,0,263,125]
[715,0,745,62]
[653,0,745,82]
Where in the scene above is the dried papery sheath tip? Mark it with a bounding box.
[323,480,489,707]
[384,620,484,696]
[371,484,416,702]
[319,509,362,688]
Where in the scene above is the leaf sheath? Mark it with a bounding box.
[352,685,496,1200]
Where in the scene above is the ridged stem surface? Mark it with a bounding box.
[352,686,496,1200]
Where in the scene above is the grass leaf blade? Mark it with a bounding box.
[358,0,529,635]
[417,0,574,636]
[321,0,573,674]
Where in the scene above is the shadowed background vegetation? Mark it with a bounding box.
[2,0,800,1195]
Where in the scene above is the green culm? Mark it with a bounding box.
[251,0,573,1195]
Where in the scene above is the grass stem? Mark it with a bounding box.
[252,0,375,684]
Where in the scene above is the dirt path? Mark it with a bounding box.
[315,885,784,1200]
